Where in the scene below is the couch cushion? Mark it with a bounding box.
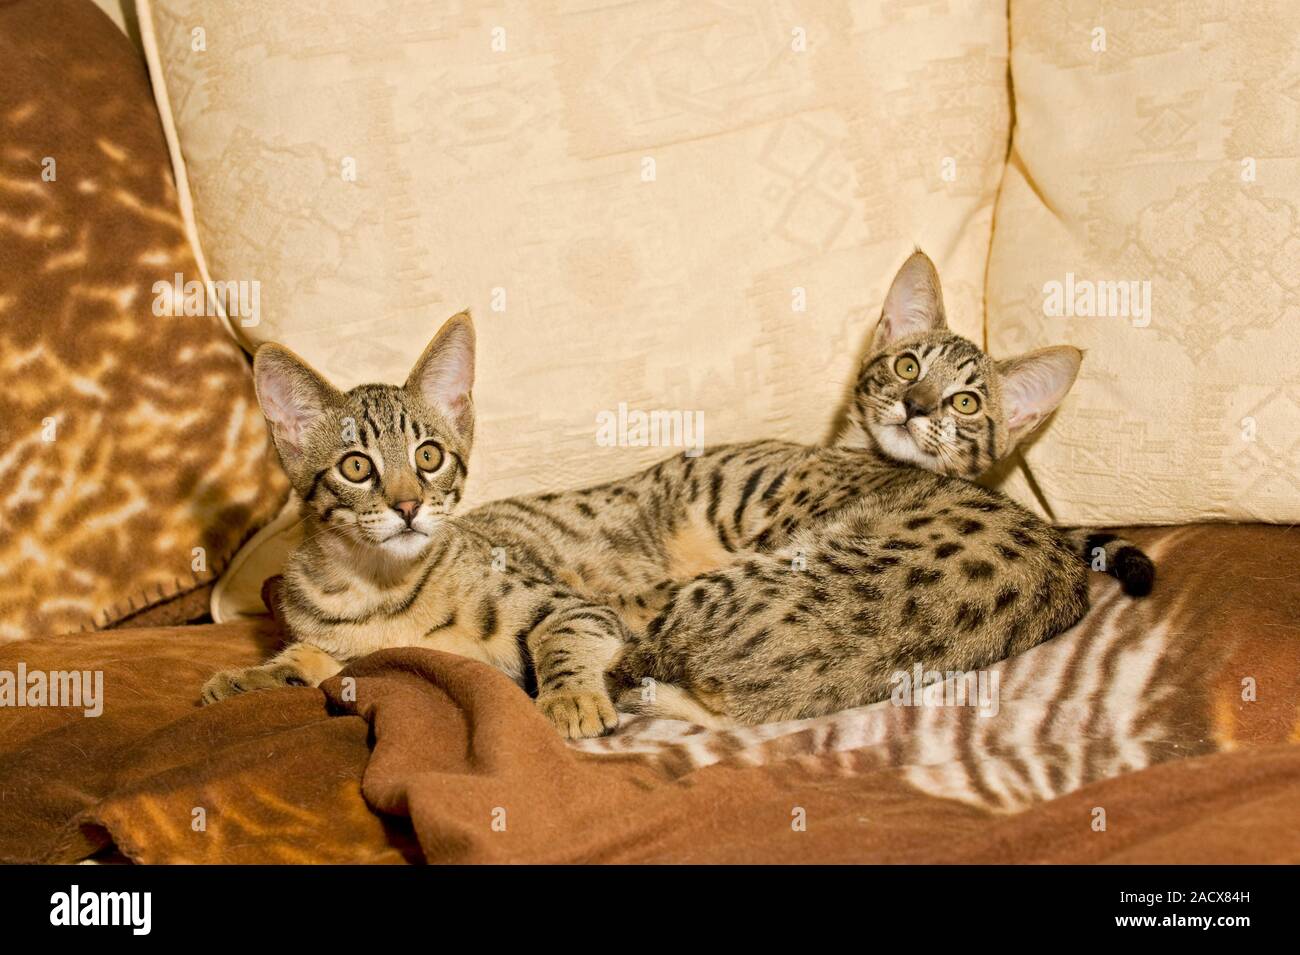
[986,2,1300,523]
[0,0,287,642]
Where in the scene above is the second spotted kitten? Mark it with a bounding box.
[602,258,1130,725]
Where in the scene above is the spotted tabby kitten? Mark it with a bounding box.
[602,258,1148,726]
[202,312,645,739]
[202,254,1151,738]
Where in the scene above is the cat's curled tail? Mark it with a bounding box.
[1061,529,1155,597]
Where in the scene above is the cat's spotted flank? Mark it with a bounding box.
[604,474,1092,726]
[202,252,1153,737]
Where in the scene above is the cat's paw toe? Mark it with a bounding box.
[201,669,249,704]
[537,689,619,739]
[200,665,308,704]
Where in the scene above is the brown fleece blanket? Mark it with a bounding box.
[1,524,1297,864]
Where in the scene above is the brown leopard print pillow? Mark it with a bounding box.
[0,0,288,642]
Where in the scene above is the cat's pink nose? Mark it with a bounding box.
[393,500,420,525]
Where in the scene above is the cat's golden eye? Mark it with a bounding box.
[894,354,920,381]
[950,392,982,416]
[338,453,373,482]
[414,441,443,473]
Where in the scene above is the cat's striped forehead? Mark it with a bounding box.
[344,384,442,446]
[907,335,990,390]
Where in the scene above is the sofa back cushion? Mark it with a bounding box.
[986,2,1300,524]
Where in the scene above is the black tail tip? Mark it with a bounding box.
[1114,546,1155,597]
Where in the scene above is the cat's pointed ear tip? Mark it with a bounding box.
[894,248,941,287]
[252,341,296,372]
[1056,345,1085,370]
[441,308,476,340]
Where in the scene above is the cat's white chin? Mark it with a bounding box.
[377,529,432,560]
[868,421,944,473]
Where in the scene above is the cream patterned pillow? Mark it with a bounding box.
[139,0,1012,617]
[986,1,1300,524]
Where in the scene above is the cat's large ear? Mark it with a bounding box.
[996,346,1082,448]
[254,343,340,464]
[405,310,475,438]
[871,250,947,351]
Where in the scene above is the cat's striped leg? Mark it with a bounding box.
[527,599,625,739]
[200,642,343,704]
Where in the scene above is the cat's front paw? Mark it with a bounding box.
[200,664,309,705]
[537,688,619,739]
